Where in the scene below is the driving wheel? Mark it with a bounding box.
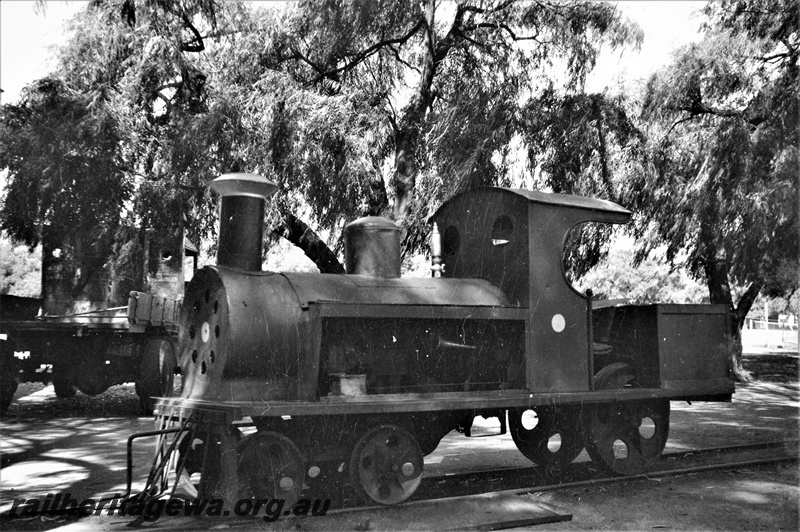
[509,406,584,470]
[581,398,669,475]
[238,432,305,510]
[349,424,424,505]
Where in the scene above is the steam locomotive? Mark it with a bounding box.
[133,173,734,509]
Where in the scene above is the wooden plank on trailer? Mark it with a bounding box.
[127,295,138,324]
[163,298,177,326]
[149,296,165,326]
[133,292,152,326]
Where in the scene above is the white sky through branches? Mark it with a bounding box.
[1,1,707,104]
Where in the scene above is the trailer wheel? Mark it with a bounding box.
[74,358,111,396]
[136,339,177,415]
[53,368,76,398]
[1,369,18,414]
[1,340,19,413]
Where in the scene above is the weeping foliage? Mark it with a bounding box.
[245,0,641,259]
[630,0,798,315]
[522,90,645,278]
[0,78,129,246]
[1,0,642,272]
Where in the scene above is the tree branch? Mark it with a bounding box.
[387,44,421,73]
[733,281,763,329]
[290,46,326,76]
[666,104,765,129]
[180,13,205,52]
[272,212,344,274]
[664,114,698,137]
[309,19,425,85]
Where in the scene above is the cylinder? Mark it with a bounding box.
[344,216,401,278]
[210,173,278,272]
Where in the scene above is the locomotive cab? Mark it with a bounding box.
[431,188,631,393]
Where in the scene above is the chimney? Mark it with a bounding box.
[209,173,278,271]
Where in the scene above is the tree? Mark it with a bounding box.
[523,90,645,278]
[1,0,641,275]
[0,235,41,297]
[237,0,641,259]
[0,0,236,303]
[1,0,237,247]
[626,0,798,379]
[0,78,128,247]
[574,241,708,305]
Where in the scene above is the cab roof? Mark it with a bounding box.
[432,187,631,224]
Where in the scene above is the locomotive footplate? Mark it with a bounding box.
[153,383,733,420]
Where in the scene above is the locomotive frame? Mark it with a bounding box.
[132,173,734,511]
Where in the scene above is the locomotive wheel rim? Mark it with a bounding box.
[349,424,424,505]
[176,429,204,476]
[509,406,584,468]
[237,432,305,510]
[581,399,669,476]
[634,399,670,459]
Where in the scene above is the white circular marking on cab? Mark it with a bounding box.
[551,314,566,333]
[201,322,211,343]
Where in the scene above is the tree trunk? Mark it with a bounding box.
[698,171,754,383]
[390,0,436,222]
[272,213,344,274]
[732,281,763,331]
[702,254,753,383]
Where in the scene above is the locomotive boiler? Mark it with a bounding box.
[134,173,734,510]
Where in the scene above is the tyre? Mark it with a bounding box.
[53,367,77,398]
[1,338,20,413]
[136,339,177,415]
[1,370,18,414]
[74,357,111,396]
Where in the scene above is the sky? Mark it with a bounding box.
[0,1,87,104]
[0,1,709,104]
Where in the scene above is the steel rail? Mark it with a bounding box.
[328,457,798,517]
[417,439,797,486]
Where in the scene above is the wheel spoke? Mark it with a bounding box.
[582,399,670,475]
[350,424,424,505]
[237,432,304,509]
[510,406,584,468]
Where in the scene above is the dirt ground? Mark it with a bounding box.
[538,462,798,531]
[1,349,797,531]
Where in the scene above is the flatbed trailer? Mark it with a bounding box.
[1,291,181,415]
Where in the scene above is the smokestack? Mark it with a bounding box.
[210,173,278,271]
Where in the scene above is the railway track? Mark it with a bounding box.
[311,440,798,511]
[414,439,798,502]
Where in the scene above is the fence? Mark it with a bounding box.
[742,317,799,351]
